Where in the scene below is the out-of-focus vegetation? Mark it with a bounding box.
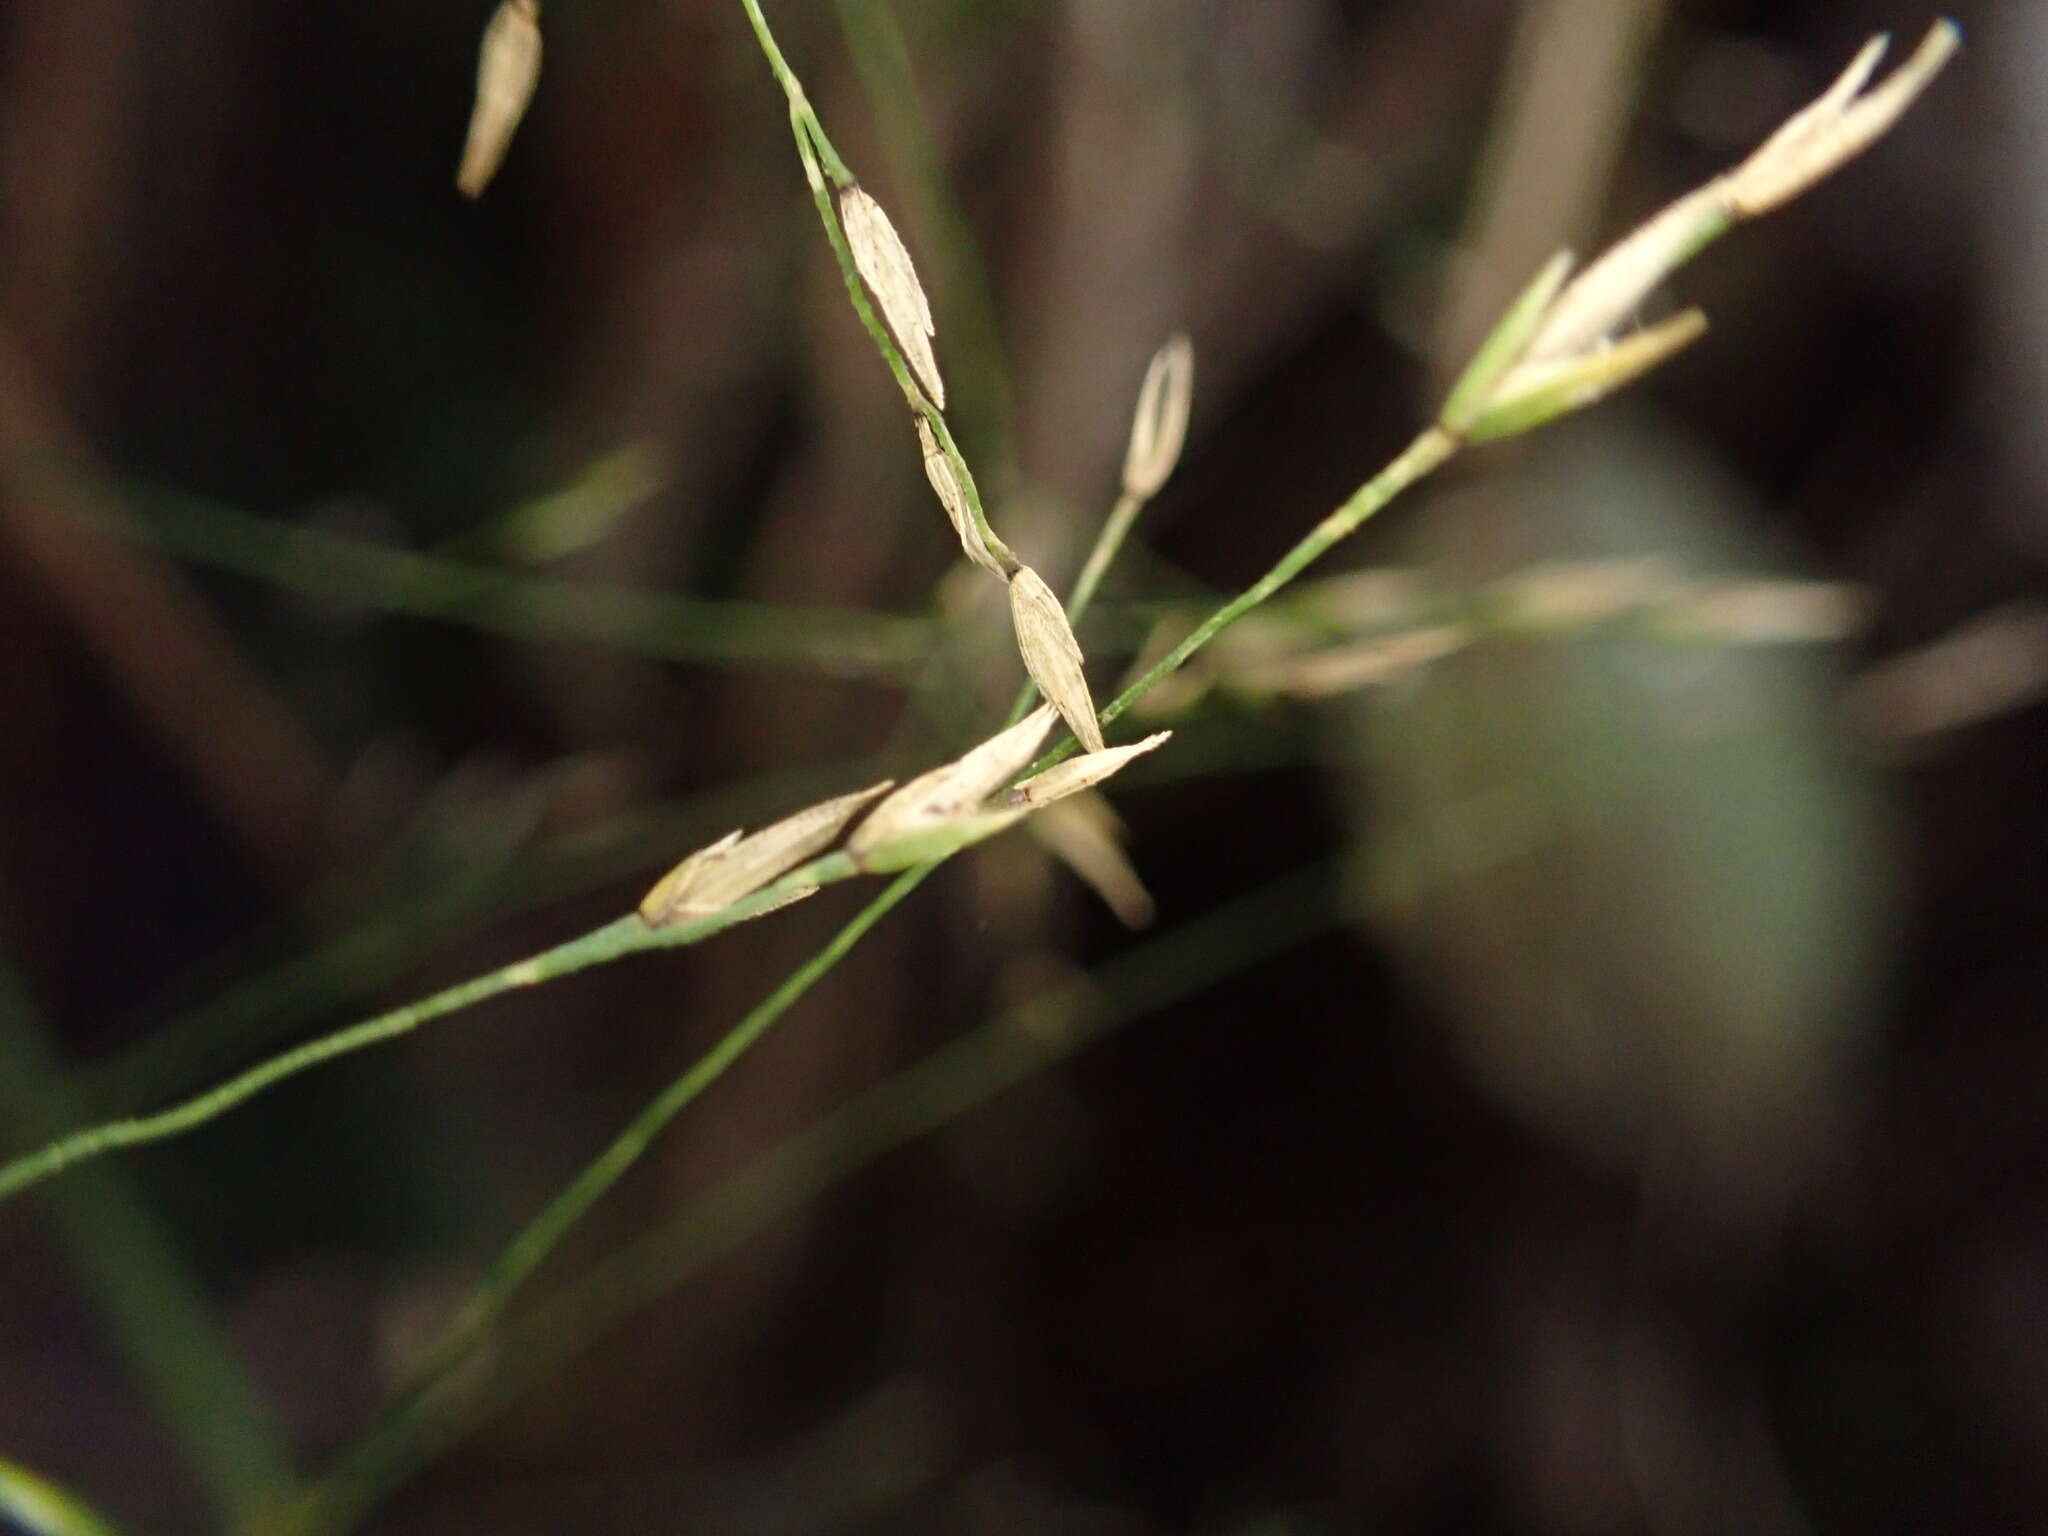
[1,1,2040,1532]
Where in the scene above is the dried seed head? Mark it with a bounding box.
[638,779,893,926]
[1028,794,1156,928]
[837,186,946,409]
[1008,566,1104,752]
[917,417,1002,575]
[1726,22,1959,218]
[1006,732,1170,809]
[458,0,542,198]
[850,806,1029,874]
[846,706,1057,869]
[849,705,1055,857]
[1440,251,1574,434]
[1441,22,1954,443]
[1668,579,1869,644]
[1518,188,1723,367]
[1521,24,1956,364]
[1496,557,1682,629]
[637,827,739,926]
[936,702,1062,803]
[1239,626,1470,698]
[1469,310,1708,443]
[1121,334,1194,501]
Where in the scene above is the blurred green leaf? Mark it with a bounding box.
[1344,414,1893,1199]
[0,1456,124,1536]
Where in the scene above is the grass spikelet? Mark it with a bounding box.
[847,707,1058,867]
[1008,566,1104,752]
[638,780,894,926]
[1122,335,1194,502]
[917,417,1001,574]
[837,186,945,408]
[1007,732,1170,809]
[458,0,542,198]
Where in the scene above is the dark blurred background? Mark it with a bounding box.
[2,0,2044,1531]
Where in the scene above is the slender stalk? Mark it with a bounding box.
[0,5,1453,1220]
[0,965,294,1523]
[370,343,1170,1420]
[384,866,928,1407]
[1068,491,1146,623]
[1015,425,1461,783]
[82,753,888,1115]
[0,856,859,1203]
[0,411,1452,1211]
[738,0,851,184]
[106,477,926,679]
[828,0,1017,467]
[289,863,1338,1534]
[1103,427,1458,730]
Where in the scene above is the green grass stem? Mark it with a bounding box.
[0,857,859,1204]
[285,862,1338,1533]
[0,966,294,1522]
[106,476,926,679]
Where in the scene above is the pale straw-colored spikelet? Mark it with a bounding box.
[638,779,894,926]
[846,706,1057,871]
[917,417,1001,575]
[1028,794,1157,928]
[850,804,1029,873]
[1726,22,1958,217]
[1006,731,1170,809]
[458,0,542,198]
[1008,566,1104,752]
[1518,187,1723,367]
[1121,334,1194,501]
[1442,21,1956,443]
[846,708,1171,874]
[854,707,1057,840]
[638,828,741,925]
[1529,22,1957,364]
[929,702,1060,804]
[837,186,946,409]
[1670,578,1868,643]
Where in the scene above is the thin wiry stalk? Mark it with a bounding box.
[0,0,1943,1235]
[0,857,858,1202]
[0,361,1447,1212]
[109,477,928,679]
[0,964,294,1523]
[1023,425,1462,780]
[347,369,1180,1445]
[828,0,1017,466]
[81,753,893,1116]
[1068,492,1149,627]
[286,863,1340,1535]
[1104,428,1460,725]
[374,866,926,1418]
[737,0,851,184]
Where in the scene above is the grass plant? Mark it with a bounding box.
[0,7,1959,1529]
